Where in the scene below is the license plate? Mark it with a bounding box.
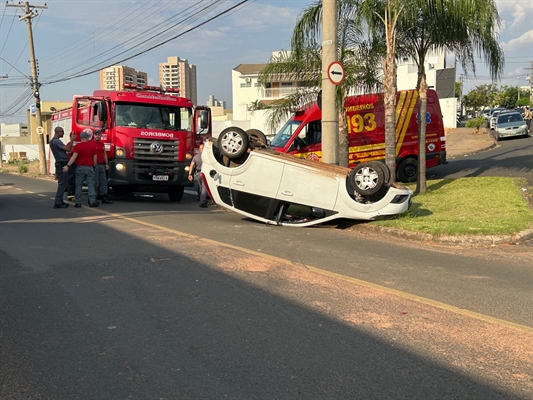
[152,175,169,181]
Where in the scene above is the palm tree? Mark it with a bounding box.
[397,0,503,193]
[359,0,404,182]
[259,0,383,167]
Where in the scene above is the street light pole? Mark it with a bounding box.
[7,1,48,175]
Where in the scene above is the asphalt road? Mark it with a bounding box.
[429,131,533,185]
[1,173,532,399]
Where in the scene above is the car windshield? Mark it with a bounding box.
[498,113,523,124]
[115,104,192,130]
[270,119,302,148]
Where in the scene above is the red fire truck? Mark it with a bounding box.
[269,89,447,182]
[52,85,211,201]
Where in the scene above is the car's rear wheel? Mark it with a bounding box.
[168,186,184,202]
[246,129,267,148]
[397,157,417,183]
[350,163,385,195]
[367,161,391,184]
[218,127,249,159]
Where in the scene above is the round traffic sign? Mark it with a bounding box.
[327,61,345,85]
[36,126,44,134]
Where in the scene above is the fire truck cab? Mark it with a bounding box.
[69,85,211,201]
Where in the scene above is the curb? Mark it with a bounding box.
[348,224,533,247]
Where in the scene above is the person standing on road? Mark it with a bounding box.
[66,131,77,202]
[63,129,98,208]
[524,106,532,133]
[92,130,113,204]
[188,143,208,208]
[50,127,73,209]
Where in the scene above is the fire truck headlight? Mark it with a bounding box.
[116,148,125,157]
[185,152,193,160]
[116,163,125,172]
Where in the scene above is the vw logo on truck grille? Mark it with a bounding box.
[150,142,164,154]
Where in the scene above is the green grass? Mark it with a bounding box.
[370,177,533,236]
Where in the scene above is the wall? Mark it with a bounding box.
[440,97,458,129]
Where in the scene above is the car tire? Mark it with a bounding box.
[397,157,417,183]
[366,161,391,184]
[350,163,385,195]
[168,186,184,202]
[218,127,249,159]
[246,129,267,148]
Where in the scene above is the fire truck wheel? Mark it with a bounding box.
[366,161,391,184]
[246,129,267,148]
[397,157,418,183]
[168,186,184,202]
[218,127,249,159]
[350,163,385,196]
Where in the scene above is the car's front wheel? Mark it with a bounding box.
[218,127,250,159]
[350,163,385,195]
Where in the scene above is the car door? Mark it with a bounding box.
[229,151,284,197]
[277,163,339,210]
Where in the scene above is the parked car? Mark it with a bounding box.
[200,128,413,227]
[494,111,528,140]
[480,109,492,119]
[489,108,507,130]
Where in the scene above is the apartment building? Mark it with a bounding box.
[99,65,148,91]
[159,56,197,105]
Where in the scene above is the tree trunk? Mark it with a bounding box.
[383,22,397,184]
[416,69,428,194]
[338,107,349,167]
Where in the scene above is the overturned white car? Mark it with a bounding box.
[201,128,413,227]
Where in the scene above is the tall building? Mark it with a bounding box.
[159,56,197,105]
[99,65,148,91]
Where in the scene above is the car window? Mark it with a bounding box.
[498,113,523,124]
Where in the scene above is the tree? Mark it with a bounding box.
[395,0,503,193]
[360,0,404,182]
[248,100,269,111]
[464,83,499,114]
[259,0,383,167]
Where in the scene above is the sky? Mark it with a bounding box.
[0,0,532,124]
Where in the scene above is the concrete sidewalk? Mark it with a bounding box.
[445,127,496,159]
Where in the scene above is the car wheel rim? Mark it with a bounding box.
[354,167,379,190]
[220,131,244,155]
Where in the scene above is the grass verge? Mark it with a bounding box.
[370,177,533,236]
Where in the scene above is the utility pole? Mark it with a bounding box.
[459,74,464,116]
[7,1,48,175]
[529,61,533,104]
[321,0,338,165]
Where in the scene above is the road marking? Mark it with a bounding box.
[37,194,46,197]
[26,191,35,194]
[83,208,533,334]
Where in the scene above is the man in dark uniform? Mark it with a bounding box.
[50,127,72,208]
[188,143,208,208]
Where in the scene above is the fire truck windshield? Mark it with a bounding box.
[115,104,192,131]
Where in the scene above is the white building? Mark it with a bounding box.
[0,122,29,137]
[231,51,458,131]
